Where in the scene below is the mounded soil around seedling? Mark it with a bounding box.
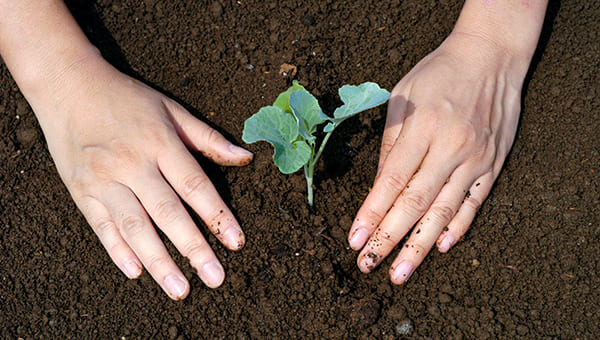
[1,0,599,338]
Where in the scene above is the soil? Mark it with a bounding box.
[1,0,598,338]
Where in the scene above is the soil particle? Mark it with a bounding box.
[16,100,29,116]
[179,77,190,87]
[270,243,291,258]
[302,15,316,26]
[516,324,529,336]
[439,293,452,303]
[387,48,402,64]
[210,1,223,17]
[168,325,178,340]
[427,304,440,317]
[350,297,381,329]
[329,226,346,241]
[16,127,39,147]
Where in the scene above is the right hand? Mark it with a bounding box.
[30,55,253,300]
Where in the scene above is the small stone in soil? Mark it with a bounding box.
[168,325,178,339]
[301,15,316,26]
[396,319,413,336]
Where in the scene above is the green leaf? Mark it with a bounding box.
[289,90,326,143]
[242,106,311,174]
[273,80,307,113]
[332,82,390,123]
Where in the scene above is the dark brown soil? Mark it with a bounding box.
[1,0,599,338]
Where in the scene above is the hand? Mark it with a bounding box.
[348,32,530,284]
[32,56,253,299]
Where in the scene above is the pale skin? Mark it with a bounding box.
[1,0,547,299]
[0,0,253,300]
[348,0,548,283]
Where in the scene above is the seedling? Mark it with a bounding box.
[242,81,390,206]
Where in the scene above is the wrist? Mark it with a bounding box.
[453,0,548,65]
[0,0,108,113]
[16,44,104,102]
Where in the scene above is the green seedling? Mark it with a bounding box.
[242,81,390,206]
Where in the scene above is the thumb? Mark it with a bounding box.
[377,92,409,175]
[163,99,253,166]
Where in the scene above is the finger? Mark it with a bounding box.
[387,167,476,284]
[436,171,495,253]
[100,183,190,300]
[77,195,142,279]
[378,93,410,171]
[131,173,225,288]
[158,146,246,251]
[356,149,458,273]
[349,125,429,250]
[163,98,253,166]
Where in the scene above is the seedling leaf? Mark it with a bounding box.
[289,90,326,143]
[243,81,390,205]
[273,80,307,113]
[332,82,390,122]
[242,106,311,174]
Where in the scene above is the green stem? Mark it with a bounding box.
[304,163,314,206]
[311,129,335,168]
[304,126,336,206]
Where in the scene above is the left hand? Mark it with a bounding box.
[347,32,531,284]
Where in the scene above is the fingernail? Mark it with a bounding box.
[165,275,188,299]
[199,262,225,288]
[392,261,414,284]
[223,228,245,250]
[123,259,142,279]
[439,234,455,253]
[349,228,369,250]
[229,144,253,157]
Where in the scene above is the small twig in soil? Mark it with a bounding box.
[500,264,518,271]
[277,204,289,214]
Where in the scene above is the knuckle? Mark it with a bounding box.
[382,171,410,192]
[380,136,396,156]
[141,121,172,143]
[120,215,146,236]
[111,140,140,165]
[146,255,169,273]
[401,191,430,216]
[377,227,399,249]
[94,219,116,236]
[154,199,180,225]
[182,239,207,259]
[448,124,478,153]
[457,221,472,236]
[428,204,456,224]
[204,127,224,145]
[363,207,385,225]
[463,195,482,211]
[407,242,428,257]
[478,142,497,165]
[179,173,209,197]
